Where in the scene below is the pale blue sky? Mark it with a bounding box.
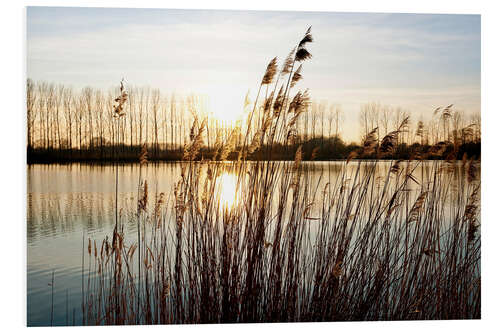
[27,7,480,141]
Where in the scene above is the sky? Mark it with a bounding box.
[27,7,480,142]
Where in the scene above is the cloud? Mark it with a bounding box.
[27,8,480,141]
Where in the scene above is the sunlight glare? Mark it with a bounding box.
[217,172,238,211]
[204,86,250,124]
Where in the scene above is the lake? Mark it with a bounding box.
[27,160,477,326]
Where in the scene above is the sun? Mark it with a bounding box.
[205,86,250,124]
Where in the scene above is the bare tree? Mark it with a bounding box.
[27,79,36,150]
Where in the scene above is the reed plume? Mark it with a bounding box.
[295,27,313,62]
[408,191,427,223]
[139,144,148,165]
[290,64,303,88]
[113,79,128,118]
[281,48,296,75]
[362,127,378,155]
[261,57,278,85]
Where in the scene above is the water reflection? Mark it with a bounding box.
[27,161,478,326]
[217,172,238,211]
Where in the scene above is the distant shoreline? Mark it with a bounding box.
[27,141,481,164]
[27,156,480,165]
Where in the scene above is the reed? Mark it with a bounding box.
[79,27,480,325]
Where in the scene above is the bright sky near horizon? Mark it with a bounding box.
[27,7,480,142]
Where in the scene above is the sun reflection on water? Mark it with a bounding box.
[217,172,238,211]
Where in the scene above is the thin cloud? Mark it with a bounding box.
[27,7,480,141]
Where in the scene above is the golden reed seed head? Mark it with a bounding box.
[281,48,296,75]
[290,64,303,89]
[261,57,278,85]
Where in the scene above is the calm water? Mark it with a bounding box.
[27,161,472,326]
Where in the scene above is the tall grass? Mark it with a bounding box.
[80,27,480,324]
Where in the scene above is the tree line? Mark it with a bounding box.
[26,79,480,162]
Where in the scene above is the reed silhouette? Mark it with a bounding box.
[50,27,480,324]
